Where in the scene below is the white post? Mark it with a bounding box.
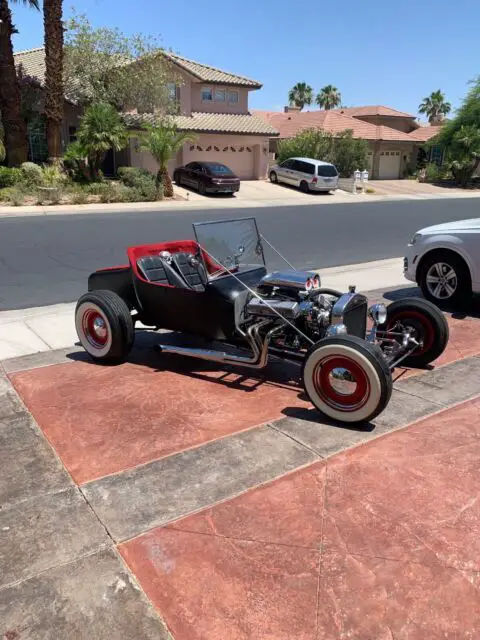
[361,169,369,194]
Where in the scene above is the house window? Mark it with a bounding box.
[166,82,178,101]
[227,90,239,104]
[430,145,444,165]
[214,88,226,102]
[202,87,213,101]
[68,126,77,143]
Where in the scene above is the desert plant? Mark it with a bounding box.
[70,186,89,204]
[140,119,196,197]
[0,166,21,187]
[20,161,44,185]
[76,102,129,180]
[41,162,66,187]
[117,166,156,200]
[418,90,451,124]
[8,186,26,206]
[287,82,313,110]
[43,0,64,159]
[316,85,341,110]
[0,0,40,165]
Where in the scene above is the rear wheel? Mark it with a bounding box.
[269,171,278,183]
[379,298,449,368]
[418,250,471,308]
[302,335,392,424]
[75,290,134,364]
[300,180,310,193]
[173,172,181,185]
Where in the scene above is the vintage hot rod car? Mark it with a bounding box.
[75,217,449,424]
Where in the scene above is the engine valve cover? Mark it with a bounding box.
[246,297,300,320]
[258,270,318,291]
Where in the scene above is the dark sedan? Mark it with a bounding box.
[173,161,240,195]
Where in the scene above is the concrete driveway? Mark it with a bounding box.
[175,179,343,205]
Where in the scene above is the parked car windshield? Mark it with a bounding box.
[193,217,265,274]
[316,164,338,177]
[203,163,236,177]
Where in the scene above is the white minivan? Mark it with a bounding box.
[269,157,339,193]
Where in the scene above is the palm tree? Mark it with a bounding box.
[418,90,451,124]
[43,0,64,160]
[0,0,39,166]
[287,82,313,110]
[76,102,129,180]
[316,85,341,110]
[140,120,195,197]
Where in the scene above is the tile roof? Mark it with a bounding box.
[121,111,279,136]
[408,125,443,142]
[13,47,46,84]
[254,110,417,142]
[161,52,262,88]
[14,47,263,94]
[335,105,416,118]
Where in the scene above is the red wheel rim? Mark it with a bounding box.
[82,309,109,348]
[312,355,370,412]
[387,310,434,355]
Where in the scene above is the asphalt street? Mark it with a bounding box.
[0,197,478,310]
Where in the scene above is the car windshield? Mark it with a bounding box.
[204,163,235,176]
[193,217,265,274]
[317,164,338,177]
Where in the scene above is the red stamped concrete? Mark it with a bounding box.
[10,359,307,484]
[121,398,480,639]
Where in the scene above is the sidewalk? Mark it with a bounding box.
[1,183,480,218]
[1,303,480,638]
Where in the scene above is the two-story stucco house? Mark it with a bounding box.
[122,52,279,180]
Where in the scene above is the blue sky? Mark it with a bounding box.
[11,0,479,119]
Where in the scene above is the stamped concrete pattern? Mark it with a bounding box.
[0,549,172,640]
[121,399,480,639]
[3,298,480,639]
[82,424,317,542]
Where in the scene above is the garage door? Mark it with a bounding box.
[187,144,255,180]
[378,151,401,179]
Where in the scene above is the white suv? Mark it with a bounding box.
[269,157,339,193]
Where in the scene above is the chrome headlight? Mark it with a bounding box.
[325,324,348,337]
[368,303,387,326]
[409,233,422,245]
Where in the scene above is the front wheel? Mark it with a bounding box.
[378,297,449,368]
[75,290,134,364]
[418,251,471,308]
[302,335,393,424]
[269,171,278,183]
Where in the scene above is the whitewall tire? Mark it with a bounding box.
[75,290,134,363]
[303,335,392,424]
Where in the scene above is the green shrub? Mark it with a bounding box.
[63,141,90,182]
[424,162,449,183]
[71,187,90,204]
[118,166,157,200]
[96,181,131,203]
[42,164,67,187]
[20,162,44,186]
[9,187,27,206]
[0,167,21,188]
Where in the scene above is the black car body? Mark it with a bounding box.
[173,161,240,195]
[76,218,449,425]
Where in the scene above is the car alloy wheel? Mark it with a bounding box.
[425,261,457,300]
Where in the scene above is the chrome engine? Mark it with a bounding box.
[245,270,369,347]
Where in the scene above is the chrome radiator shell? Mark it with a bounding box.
[331,292,368,338]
